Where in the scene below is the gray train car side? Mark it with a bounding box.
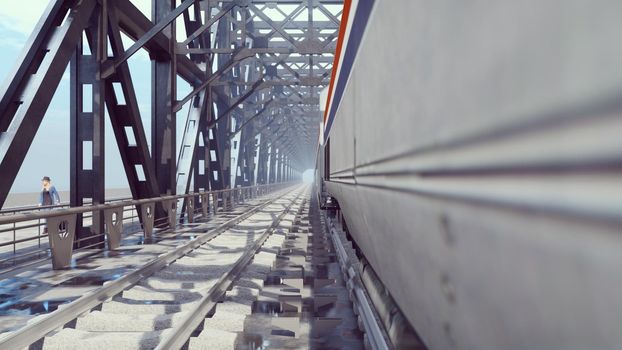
[320,1,622,349]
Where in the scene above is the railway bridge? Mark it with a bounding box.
[0,1,621,349]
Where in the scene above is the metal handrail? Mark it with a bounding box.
[0,182,294,272]
[0,183,287,225]
[0,195,135,215]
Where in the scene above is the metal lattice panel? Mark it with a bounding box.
[0,0,342,235]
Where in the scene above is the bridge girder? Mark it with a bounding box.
[0,0,342,234]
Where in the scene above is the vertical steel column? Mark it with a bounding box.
[151,0,176,195]
[234,118,246,188]
[286,158,291,181]
[284,155,289,182]
[243,127,254,187]
[256,132,269,184]
[216,98,232,189]
[282,155,287,182]
[70,7,106,249]
[190,53,211,194]
[284,154,288,182]
[268,145,277,183]
[247,127,257,186]
[235,122,256,187]
[276,150,283,183]
[193,127,210,193]
[207,100,225,191]
[183,1,211,197]
[214,13,235,190]
[105,6,166,222]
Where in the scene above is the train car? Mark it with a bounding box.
[318,1,622,349]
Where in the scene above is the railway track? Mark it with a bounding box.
[183,187,366,350]
[0,185,308,349]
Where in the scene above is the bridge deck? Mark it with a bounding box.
[0,185,368,349]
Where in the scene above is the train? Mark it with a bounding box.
[316,1,622,349]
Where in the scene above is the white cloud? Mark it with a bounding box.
[0,0,195,50]
[0,0,50,35]
[0,0,152,36]
[0,34,26,49]
[0,0,153,60]
[0,0,186,62]
[129,0,152,18]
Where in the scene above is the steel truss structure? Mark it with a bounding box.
[0,0,341,246]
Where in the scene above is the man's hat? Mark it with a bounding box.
[41,176,51,182]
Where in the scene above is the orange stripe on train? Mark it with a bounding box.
[323,0,352,125]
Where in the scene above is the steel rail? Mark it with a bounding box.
[0,185,299,349]
[156,186,307,350]
[324,211,391,350]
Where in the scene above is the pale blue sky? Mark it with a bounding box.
[0,0,192,193]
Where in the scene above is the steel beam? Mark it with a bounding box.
[256,132,269,184]
[0,0,342,214]
[152,0,177,196]
[0,0,97,209]
[102,0,196,78]
[70,8,107,248]
[105,6,165,221]
[113,0,204,85]
[268,144,277,184]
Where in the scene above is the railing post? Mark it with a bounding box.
[47,214,77,270]
[104,207,124,249]
[187,196,195,223]
[166,199,177,229]
[212,192,219,215]
[201,193,209,219]
[141,203,155,239]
